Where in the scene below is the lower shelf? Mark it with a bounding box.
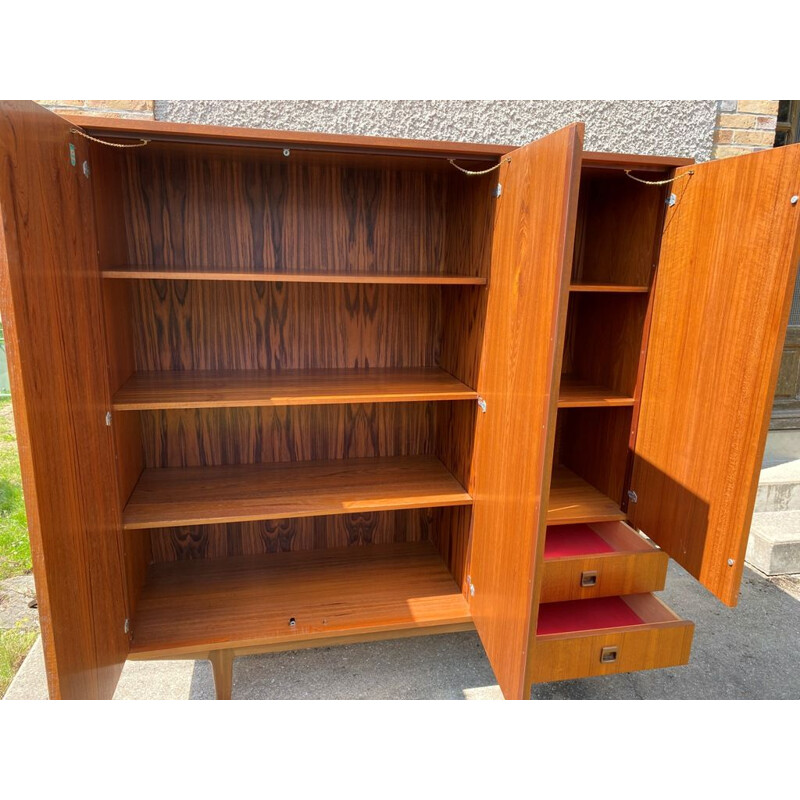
[129,542,472,657]
[547,466,626,525]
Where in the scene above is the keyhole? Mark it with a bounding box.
[289,617,296,628]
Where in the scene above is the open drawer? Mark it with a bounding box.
[530,594,694,683]
[540,521,668,603]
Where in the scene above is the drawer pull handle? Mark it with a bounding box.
[600,646,619,664]
[580,570,598,587]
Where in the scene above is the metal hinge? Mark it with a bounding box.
[627,489,638,503]
[82,160,91,178]
[477,396,487,413]
[466,575,476,597]
[124,618,131,636]
[667,193,677,207]
[493,183,502,198]
[68,143,76,167]
[105,411,112,427]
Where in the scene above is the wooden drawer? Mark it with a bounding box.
[540,521,668,603]
[530,593,694,683]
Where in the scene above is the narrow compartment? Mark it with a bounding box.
[548,406,632,524]
[559,292,648,404]
[571,167,668,288]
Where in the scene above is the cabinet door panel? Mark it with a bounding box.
[468,124,583,699]
[630,144,800,606]
[0,101,128,697]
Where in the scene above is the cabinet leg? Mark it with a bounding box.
[209,650,234,700]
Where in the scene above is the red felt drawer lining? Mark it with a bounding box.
[537,596,644,635]
[544,524,616,559]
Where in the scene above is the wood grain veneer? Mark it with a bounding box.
[540,521,667,603]
[113,367,476,410]
[466,124,584,700]
[104,268,487,285]
[122,455,472,530]
[630,143,800,606]
[129,542,472,657]
[558,376,635,408]
[562,292,648,399]
[129,281,442,371]
[547,466,625,525]
[571,170,665,287]
[0,102,128,698]
[530,593,694,683]
[147,509,434,562]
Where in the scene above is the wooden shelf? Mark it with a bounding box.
[129,542,473,657]
[548,466,625,525]
[569,284,649,293]
[113,367,477,411]
[558,376,635,408]
[122,455,472,530]
[102,267,487,286]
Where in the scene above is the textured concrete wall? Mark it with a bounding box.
[155,100,718,161]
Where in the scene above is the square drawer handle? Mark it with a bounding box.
[600,646,619,664]
[580,570,598,587]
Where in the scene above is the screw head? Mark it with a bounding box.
[283,148,291,157]
[727,558,735,566]
[791,195,799,205]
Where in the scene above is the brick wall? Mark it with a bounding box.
[712,100,778,159]
[36,100,155,120]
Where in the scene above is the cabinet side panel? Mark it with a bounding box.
[631,144,800,605]
[0,102,128,698]
[468,125,583,699]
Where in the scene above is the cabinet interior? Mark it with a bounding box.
[544,162,670,625]
[91,139,498,645]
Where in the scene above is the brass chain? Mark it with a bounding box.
[71,128,150,148]
[625,169,694,185]
[448,156,511,176]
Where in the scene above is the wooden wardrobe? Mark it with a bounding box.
[1,100,798,700]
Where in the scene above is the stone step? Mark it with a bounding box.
[745,510,800,575]
[755,458,800,513]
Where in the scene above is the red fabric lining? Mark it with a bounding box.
[537,597,644,635]
[544,524,615,559]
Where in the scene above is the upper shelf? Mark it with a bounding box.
[122,455,472,530]
[569,284,649,293]
[102,267,487,286]
[113,367,477,411]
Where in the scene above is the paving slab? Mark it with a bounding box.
[0,575,39,631]
[5,562,800,700]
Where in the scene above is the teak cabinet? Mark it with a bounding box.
[1,101,799,700]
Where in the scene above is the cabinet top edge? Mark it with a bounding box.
[63,114,696,168]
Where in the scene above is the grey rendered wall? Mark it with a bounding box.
[155,100,718,161]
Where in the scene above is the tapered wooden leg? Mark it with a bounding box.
[209,650,234,700]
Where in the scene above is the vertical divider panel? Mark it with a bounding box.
[467,124,584,699]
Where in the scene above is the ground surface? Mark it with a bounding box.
[0,397,36,697]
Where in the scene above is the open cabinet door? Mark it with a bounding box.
[629,144,800,607]
[468,124,583,699]
[0,102,128,697]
